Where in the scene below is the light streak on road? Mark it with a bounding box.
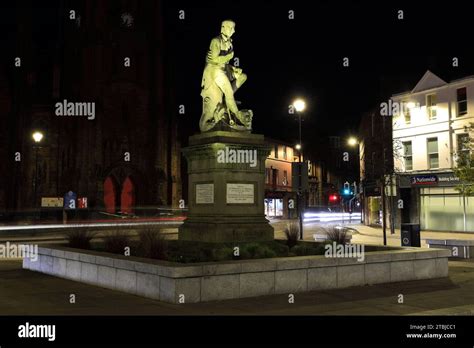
[303,212,362,223]
[0,220,183,232]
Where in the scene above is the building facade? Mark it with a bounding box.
[264,139,300,219]
[0,0,181,221]
[359,108,394,226]
[392,70,474,232]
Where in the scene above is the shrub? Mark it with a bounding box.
[66,229,96,250]
[239,243,277,259]
[213,247,234,261]
[255,246,276,259]
[292,244,322,256]
[103,230,131,255]
[284,221,300,249]
[323,225,349,245]
[268,242,290,257]
[138,229,167,259]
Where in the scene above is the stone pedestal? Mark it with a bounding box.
[178,130,274,243]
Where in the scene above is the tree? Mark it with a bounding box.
[454,122,474,195]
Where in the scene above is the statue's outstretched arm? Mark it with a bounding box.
[207,38,233,65]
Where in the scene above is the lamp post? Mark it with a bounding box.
[346,137,361,222]
[32,131,43,219]
[293,99,306,240]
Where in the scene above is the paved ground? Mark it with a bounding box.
[1,220,473,315]
[1,259,473,315]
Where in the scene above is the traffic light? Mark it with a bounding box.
[343,182,351,195]
[329,194,339,202]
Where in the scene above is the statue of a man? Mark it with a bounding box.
[199,20,252,132]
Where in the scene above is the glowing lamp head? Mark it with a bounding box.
[347,137,358,147]
[295,144,301,150]
[293,99,306,112]
[32,131,44,143]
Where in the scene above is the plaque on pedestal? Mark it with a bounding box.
[178,130,274,243]
[196,183,214,204]
[226,183,254,204]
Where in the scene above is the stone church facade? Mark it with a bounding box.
[0,0,181,219]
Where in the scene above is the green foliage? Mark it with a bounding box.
[291,243,326,256]
[138,229,168,260]
[212,247,234,261]
[103,230,130,255]
[164,241,288,263]
[66,229,96,250]
[239,243,276,259]
[454,122,474,195]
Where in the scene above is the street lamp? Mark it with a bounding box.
[293,99,306,163]
[347,137,358,147]
[32,131,43,143]
[32,131,44,219]
[292,99,306,240]
[346,136,361,222]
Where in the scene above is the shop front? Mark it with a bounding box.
[264,198,284,217]
[361,180,382,226]
[264,191,295,219]
[399,172,473,232]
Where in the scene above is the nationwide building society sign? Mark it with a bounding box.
[410,175,438,186]
[399,173,461,188]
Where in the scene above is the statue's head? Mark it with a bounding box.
[221,20,235,39]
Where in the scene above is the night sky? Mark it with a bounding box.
[3,1,474,150]
[164,0,474,148]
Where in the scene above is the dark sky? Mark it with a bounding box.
[164,0,474,147]
[3,0,474,149]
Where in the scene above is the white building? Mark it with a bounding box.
[391,70,474,232]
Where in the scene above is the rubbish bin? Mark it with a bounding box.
[401,223,421,247]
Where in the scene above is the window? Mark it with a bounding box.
[403,141,413,170]
[457,133,470,166]
[427,138,439,169]
[272,168,279,187]
[457,87,467,116]
[274,144,278,159]
[404,101,411,124]
[426,94,437,120]
[265,168,271,184]
[283,146,287,160]
[283,170,288,186]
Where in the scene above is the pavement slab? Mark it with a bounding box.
[1,259,473,315]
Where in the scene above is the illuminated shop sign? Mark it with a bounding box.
[410,175,438,186]
[399,173,461,188]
